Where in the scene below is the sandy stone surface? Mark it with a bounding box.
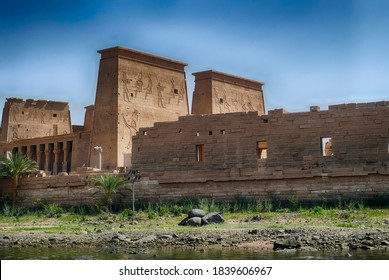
[1,227,389,253]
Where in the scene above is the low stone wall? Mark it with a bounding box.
[0,175,103,207]
[0,173,388,207]
[134,174,389,205]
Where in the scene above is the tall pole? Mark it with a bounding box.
[132,181,135,212]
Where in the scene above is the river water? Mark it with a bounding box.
[1,247,388,260]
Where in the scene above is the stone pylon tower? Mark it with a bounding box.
[191,70,265,115]
[89,47,189,169]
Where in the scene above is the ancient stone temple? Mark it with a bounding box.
[191,70,265,115]
[89,47,189,169]
[0,46,191,173]
[1,46,389,206]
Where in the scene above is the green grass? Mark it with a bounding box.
[0,199,388,234]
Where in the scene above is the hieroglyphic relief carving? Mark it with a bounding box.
[11,105,19,122]
[135,72,143,96]
[178,79,186,104]
[166,78,176,105]
[122,72,133,102]
[156,79,166,108]
[11,126,20,140]
[231,92,240,111]
[123,109,140,149]
[41,111,46,123]
[25,108,36,121]
[63,112,69,123]
[246,95,254,111]
[145,73,153,100]
[213,86,230,113]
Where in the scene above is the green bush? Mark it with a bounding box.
[119,208,134,219]
[312,206,324,215]
[43,203,64,218]
[171,204,183,216]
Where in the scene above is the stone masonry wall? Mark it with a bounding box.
[0,98,71,142]
[0,173,388,207]
[89,47,189,169]
[191,70,265,115]
[132,101,389,182]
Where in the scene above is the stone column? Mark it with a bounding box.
[53,149,59,175]
[27,146,32,159]
[44,149,50,172]
[63,148,68,173]
[36,151,42,170]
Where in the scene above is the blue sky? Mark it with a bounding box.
[1,0,389,124]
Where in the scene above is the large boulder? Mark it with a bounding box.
[186,217,202,227]
[188,209,206,218]
[201,212,224,225]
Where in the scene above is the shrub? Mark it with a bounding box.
[119,208,134,219]
[43,203,64,218]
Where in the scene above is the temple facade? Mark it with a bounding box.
[1,46,389,181]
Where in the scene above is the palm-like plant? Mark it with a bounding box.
[92,174,126,211]
[0,153,38,205]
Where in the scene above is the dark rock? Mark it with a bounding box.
[273,238,302,250]
[186,217,202,227]
[178,217,190,226]
[248,229,258,235]
[202,212,224,225]
[188,209,206,218]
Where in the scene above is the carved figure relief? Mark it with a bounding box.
[122,109,140,150]
[213,87,230,113]
[145,73,153,100]
[11,126,20,140]
[178,79,186,104]
[135,72,143,96]
[122,72,133,102]
[41,111,46,123]
[11,105,19,122]
[156,80,166,108]
[246,95,254,111]
[28,108,37,121]
[231,93,240,111]
[63,112,69,123]
[166,78,176,105]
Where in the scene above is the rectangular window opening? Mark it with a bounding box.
[208,130,213,135]
[196,144,204,162]
[257,141,267,159]
[142,131,147,135]
[196,132,200,136]
[220,98,224,104]
[174,89,179,94]
[220,129,225,135]
[321,137,333,156]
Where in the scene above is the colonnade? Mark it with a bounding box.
[12,141,73,175]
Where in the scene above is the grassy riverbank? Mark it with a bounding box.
[0,199,388,234]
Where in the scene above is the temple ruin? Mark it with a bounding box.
[1,46,389,205]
